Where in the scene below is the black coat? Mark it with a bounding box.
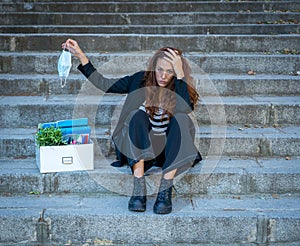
[78,61,201,166]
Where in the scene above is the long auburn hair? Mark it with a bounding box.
[143,47,199,120]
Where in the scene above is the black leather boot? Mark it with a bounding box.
[128,176,146,212]
[153,178,173,214]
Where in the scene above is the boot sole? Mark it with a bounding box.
[128,206,146,212]
[128,203,146,212]
[153,204,172,214]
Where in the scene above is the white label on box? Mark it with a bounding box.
[62,157,73,165]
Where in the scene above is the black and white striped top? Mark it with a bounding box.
[139,103,170,135]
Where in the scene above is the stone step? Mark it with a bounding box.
[1,73,299,97]
[1,1,299,13]
[0,95,299,127]
[0,192,299,245]
[1,12,299,25]
[1,23,299,35]
[0,125,299,159]
[2,0,228,1]
[0,51,299,74]
[1,34,299,53]
[1,157,299,195]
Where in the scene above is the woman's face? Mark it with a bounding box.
[155,58,174,87]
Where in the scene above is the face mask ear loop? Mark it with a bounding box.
[63,43,69,52]
[61,77,66,88]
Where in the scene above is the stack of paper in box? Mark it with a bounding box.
[38,118,91,144]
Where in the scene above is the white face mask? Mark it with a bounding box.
[57,49,72,88]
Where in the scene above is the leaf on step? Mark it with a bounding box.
[93,238,113,245]
[65,240,72,245]
[290,71,300,76]
[247,70,256,75]
[272,194,280,199]
[29,191,40,195]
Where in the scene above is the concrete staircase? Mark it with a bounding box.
[0,0,300,245]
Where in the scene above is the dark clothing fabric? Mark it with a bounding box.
[78,61,202,175]
[125,110,202,176]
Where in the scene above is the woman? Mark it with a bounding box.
[62,39,202,214]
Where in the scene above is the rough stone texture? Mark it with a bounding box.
[0,194,299,245]
[1,157,299,196]
[0,95,299,127]
[0,24,298,35]
[1,52,299,74]
[1,125,300,159]
[1,74,299,97]
[1,1,299,13]
[1,35,300,52]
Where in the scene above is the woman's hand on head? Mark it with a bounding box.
[62,39,89,66]
[163,48,184,79]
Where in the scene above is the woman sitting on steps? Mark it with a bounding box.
[62,39,202,214]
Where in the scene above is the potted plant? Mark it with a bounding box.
[35,126,67,147]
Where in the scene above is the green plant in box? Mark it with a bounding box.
[36,126,67,147]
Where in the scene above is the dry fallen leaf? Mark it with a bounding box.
[272,194,280,199]
[247,70,256,75]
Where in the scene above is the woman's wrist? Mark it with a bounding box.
[78,54,89,66]
[176,72,184,79]
[175,67,184,79]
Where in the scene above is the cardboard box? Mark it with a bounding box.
[36,142,94,173]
